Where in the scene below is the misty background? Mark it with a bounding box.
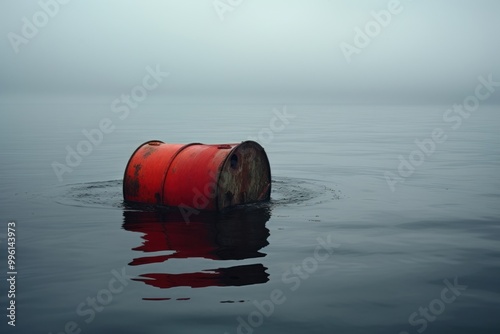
[1,0,499,105]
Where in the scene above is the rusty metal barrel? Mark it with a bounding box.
[123,140,271,211]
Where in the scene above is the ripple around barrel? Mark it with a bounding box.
[51,179,124,209]
[51,177,342,210]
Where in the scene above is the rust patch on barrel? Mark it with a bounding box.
[124,163,141,197]
[142,144,159,159]
[217,142,271,210]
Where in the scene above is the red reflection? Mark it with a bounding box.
[133,264,269,289]
[123,207,270,266]
[122,205,271,291]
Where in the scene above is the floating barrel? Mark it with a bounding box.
[123,140,271,211]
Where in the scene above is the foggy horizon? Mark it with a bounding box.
[1,1,500,104]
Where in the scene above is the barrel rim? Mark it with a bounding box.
[215,144,240,211]
[123,140,165,201]
[242,141,272,203]
[216,140,272,211]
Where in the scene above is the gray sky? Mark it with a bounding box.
[1,0,499,104]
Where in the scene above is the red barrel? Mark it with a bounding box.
[123,140,271,211]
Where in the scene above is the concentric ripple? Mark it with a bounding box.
[51,177,341,210]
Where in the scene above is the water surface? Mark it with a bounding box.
[1,105,499,334]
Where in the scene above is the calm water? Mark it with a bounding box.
[1,104,499,334]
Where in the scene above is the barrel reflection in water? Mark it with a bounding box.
[122,205,271,291]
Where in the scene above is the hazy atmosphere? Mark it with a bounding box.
[1,2,499,334]
[1,0,500,104]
